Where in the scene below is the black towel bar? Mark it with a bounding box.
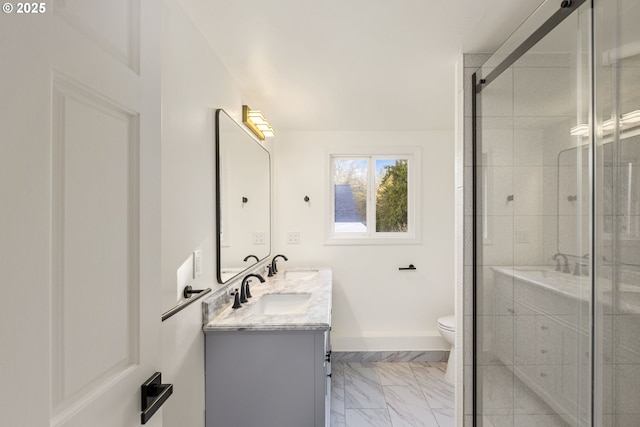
[161,287,212,321]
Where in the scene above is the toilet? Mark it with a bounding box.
[437,315,456,384]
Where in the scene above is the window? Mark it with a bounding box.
[328,150,420,244]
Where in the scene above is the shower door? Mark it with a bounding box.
[472,0,640,425]
[594,0,640,425]
[473,2,592,426]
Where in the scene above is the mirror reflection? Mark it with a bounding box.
[558,135,640,260]
[216,109,271,283]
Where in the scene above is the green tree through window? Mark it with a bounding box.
[376,160,408,232]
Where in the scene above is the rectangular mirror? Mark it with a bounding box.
[558,136,640,257]
[216,109,271,283]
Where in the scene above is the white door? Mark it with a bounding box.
[0,1,163,426]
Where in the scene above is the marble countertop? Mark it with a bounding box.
[492,266,589,298]
[492,266,640,314]
[203,267,332,332]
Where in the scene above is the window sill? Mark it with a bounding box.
[324,235,421,246]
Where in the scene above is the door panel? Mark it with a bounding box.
[0,1,162,426]
[51,76,141,416]
[53,0,141,71]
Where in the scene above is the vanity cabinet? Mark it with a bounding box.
[493,268,590,426]
[205,329,331,427]
[493,273,515,365]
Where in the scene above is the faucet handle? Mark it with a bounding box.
[573,263,581,276]
[245,280,252,298]
[267,264,274,277]
[232,289,242,309]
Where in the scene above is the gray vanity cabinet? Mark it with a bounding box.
[205,329,331,427]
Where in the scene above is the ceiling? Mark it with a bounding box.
[178,0,545,132]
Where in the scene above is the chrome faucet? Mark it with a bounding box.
[553,252,571,274]
[270,254,288,275]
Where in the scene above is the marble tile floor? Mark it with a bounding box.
[330,361,454,427]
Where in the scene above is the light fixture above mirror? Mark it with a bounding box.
[571,109,640,137]
[242,105,275,140]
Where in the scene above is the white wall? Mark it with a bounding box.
[160,1,263,425]
[273,131,454,351]
[161,3,454,425]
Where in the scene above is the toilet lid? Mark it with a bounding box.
[438,315,455,331]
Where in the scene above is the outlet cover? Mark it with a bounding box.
[252,232,266,245]
[515,230,529,244]
[287,232,301,244]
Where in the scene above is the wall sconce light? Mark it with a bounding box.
[242,105,275,140]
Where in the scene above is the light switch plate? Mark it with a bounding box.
[193,250,202,278]
[177,253,194,300]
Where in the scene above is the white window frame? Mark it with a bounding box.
[325,146,422,245]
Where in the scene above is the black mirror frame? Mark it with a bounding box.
[215,108,271,284]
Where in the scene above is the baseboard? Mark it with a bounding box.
[332,350,449,363]
[330,334,449,353]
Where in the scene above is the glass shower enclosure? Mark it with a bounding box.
[471,0,640,426]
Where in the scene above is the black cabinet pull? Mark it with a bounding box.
[141,372,173,424]
[399,264,417,271]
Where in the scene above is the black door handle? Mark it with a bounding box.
[141,372,173,424]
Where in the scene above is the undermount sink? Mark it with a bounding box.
[251,293,312,315]
[513,268,551,278]
[283,269,319,280]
